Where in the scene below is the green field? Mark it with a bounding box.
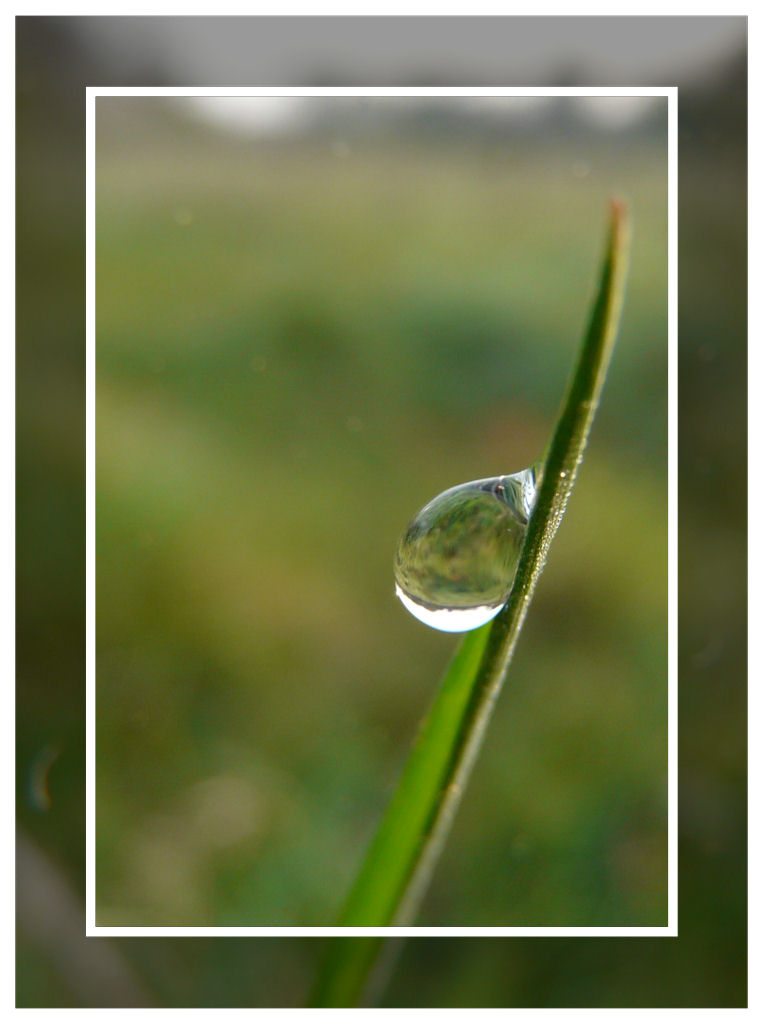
[95,101,668,930]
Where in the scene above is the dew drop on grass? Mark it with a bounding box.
[393,467,538,632]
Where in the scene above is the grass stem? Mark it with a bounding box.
[310,200,630,1007]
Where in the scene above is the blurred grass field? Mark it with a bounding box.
[95,98,668,928]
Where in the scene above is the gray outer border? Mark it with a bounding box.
[15,14,747,1009]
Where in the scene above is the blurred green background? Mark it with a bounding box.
[94,96,668,928]
[16,16,745,1009]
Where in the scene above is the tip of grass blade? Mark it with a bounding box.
[609,197,630,244]
[609,196,626,218]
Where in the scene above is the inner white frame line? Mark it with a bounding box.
[85,85,678,939]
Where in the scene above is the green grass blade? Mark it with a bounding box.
[310,201,630,1007]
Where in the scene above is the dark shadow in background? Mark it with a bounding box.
[16,15,746,1008]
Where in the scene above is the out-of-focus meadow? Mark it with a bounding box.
[16,15,748,1007]
[95,96,668,929]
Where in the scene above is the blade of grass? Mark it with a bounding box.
[310,200,630,1007]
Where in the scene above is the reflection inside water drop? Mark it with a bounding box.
[393,467,538,632]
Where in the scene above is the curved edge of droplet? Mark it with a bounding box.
[395,584,505,633]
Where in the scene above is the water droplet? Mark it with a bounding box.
[394,467,537,633]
